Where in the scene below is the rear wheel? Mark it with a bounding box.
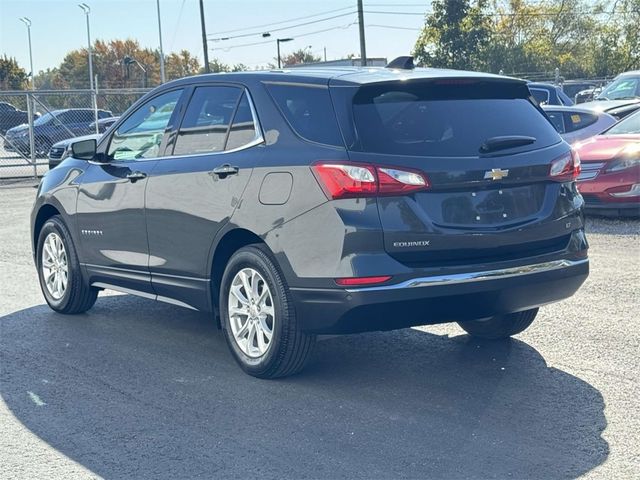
[219,244,315,378]
[457,308,538,340]
[37,216,98,314]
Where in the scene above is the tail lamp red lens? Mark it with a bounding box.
[550,150,581,181]
[335,276,392,286]
[312,162,429,199]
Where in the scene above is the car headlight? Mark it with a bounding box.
[605,144,640,173]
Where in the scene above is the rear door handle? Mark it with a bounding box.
[211,164,239,178]
[126,171,147,182]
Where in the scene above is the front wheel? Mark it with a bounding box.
[219,244,315,379]
[37,216,98,314]
[457,308,539,340]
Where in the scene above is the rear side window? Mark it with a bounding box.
[351,81,561,157]
[563,112,597,132]
[173,86,241,156]
[530,88,550,105]
[266,83,343,147]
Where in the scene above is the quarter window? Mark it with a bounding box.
[266,83,343,147]
[225,92,258,151]
[530,88,550,105]
[173,86,242,156]
[563,112,597,132]
[108,89,183,161]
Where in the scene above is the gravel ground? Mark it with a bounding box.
[0,183,638,479]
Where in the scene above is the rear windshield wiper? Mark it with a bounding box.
[479,136,536,154]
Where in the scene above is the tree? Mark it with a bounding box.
[413,0,491,69]
[166,50,201,80]
[0,56,28,90]
[280,49,322,67]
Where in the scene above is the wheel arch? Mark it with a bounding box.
[33,203,62,256]
[209,227,295,327]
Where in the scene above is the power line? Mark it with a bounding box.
[209,12,357,41]
[209,6,356,36]
[210,21,358,52]
[368,24,422,31]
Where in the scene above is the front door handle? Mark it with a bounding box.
[211,164,239,178]
[126,171,147,182]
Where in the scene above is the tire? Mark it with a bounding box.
[37,215,98,314]
[457,308,539,340]
[219,244,315,379]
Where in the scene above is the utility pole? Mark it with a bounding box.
[156,0,166,83]
[357,0,367,66]
[199,0,210,73]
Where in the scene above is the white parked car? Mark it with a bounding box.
[542,106,617,145]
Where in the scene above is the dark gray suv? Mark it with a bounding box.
[31,65,589,378]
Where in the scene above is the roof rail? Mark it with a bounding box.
[386,56,415,70]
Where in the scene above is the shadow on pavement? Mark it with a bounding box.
[0,295,608,479]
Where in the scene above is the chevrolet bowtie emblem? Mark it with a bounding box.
[484,168,509,181]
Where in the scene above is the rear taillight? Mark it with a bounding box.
[312,162,429,199]
[550,150,581,181]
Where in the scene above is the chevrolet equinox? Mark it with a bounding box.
[31,64,589,378]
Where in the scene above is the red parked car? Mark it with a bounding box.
[575,110,640,217]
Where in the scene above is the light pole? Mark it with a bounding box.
[276,38,293,69]
[19,17,34,90]
[156,0,166,83]
[19,17,37,177]
[78,3,94,91]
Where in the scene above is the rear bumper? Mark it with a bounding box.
[291,258,589,334]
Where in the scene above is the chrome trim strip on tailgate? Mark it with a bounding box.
[346,258,589,292]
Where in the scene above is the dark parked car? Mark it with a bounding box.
[48,117,119,168]
[0,101,39,135]
[5,108,111,156]
[89,116,120,133]
[47,133,103,169]
[31,66,589,378]
[528,82,574,106]
[561,80,598,103]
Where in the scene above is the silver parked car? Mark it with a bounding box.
[542,106,617,145]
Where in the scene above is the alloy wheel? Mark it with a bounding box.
[41,232,68,300]
[228,268,275,358]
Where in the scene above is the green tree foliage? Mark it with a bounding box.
[414,0,640,78]
[0,55,28,90]
[413,0,491,70]
[26,39,238,90]
[282,49,322,66]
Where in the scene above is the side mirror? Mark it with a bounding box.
[71,138,97,160]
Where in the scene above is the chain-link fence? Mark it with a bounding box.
[0,88,150,179]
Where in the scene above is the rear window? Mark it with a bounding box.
[265,83,343,146]
[351,82,561,157]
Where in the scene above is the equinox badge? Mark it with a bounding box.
[484,168,509,181]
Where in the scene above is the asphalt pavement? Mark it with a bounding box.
[1,182,638,479]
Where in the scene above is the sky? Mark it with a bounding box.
[0,0,429,74]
